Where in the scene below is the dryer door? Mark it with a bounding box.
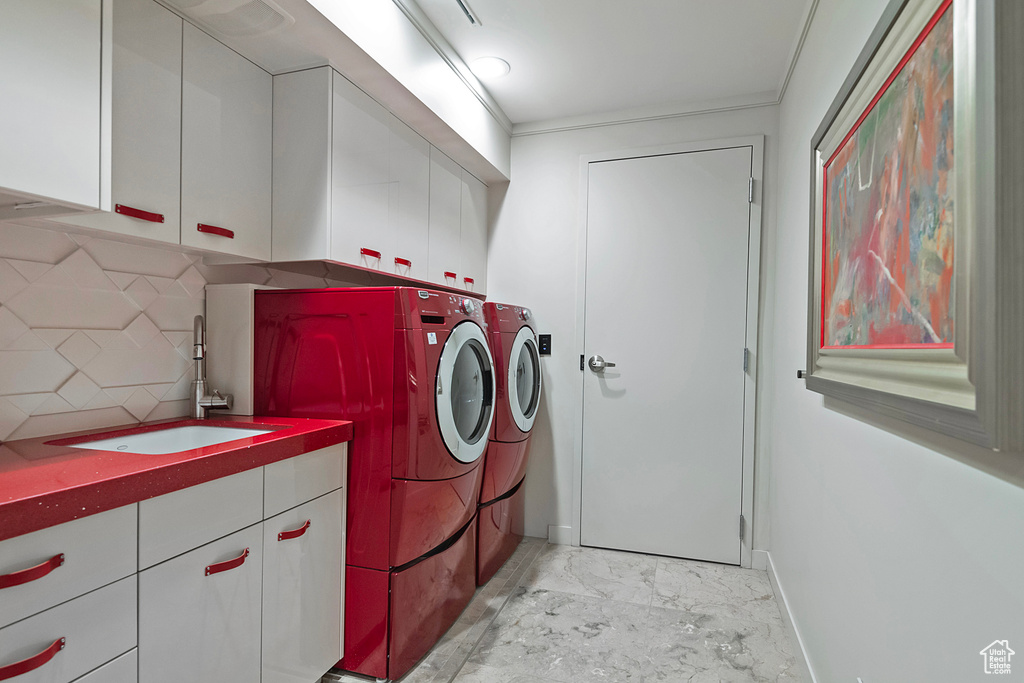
[508,326,542,433]
[436,321,495,464]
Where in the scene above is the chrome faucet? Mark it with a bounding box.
[191,314,232,419]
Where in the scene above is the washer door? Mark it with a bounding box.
[508,326,542,433]
[436,321,495,464]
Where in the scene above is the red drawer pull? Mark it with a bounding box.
[278,519,311,542]
[205,548,249,576]
[463,277,474,285]
[360,247,381,259]
[0,637,65,680]
[197,223,235,239]
[444,271,457,280]
[394,257,412,268]
[0,553,64,590]
[115,204,164,223]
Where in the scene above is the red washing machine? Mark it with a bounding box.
[477,302,542,585]
[253,287,495,681]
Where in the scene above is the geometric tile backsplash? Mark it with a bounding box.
[0,221,368,442]
[0,223,206,441]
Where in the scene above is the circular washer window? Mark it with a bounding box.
[436,321,495,463]
[508,326,541,433]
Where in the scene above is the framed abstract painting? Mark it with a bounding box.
[805,0,1024,453]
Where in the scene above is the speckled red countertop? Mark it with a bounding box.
[0,415,353,542]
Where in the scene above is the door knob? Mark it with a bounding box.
[587,355,616,372]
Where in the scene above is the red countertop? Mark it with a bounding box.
[0,415,353,543]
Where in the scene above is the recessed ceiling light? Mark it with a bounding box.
[471,56,510,79]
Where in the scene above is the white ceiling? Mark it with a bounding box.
[412,0,814,128]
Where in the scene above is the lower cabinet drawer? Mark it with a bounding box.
[139,524,262,683]
[73,650,136,683]
[0,505,137,628]
[0,577,136,683]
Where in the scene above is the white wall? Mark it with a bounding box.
[767,0,1024,681]
[486,106,780,548]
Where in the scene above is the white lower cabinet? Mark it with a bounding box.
[73,650,137,683]
[139,525,264,683]
[0,577,136,683]
[136,443,347,683]
[0,505,137,629]
[262,490,345,683]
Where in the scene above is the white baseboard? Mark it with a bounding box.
[751,549,769,571]
[547,525,573,545]
[766,552,817,683]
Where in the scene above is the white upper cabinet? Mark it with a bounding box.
[459,170,488,294]
[57,0,182,244]
[0,0,107,218]
[389,119,430,281]
[331,74,394,270]
[273,67,431,279]
[427,148,463,288]
[180,23,272,261]
[272,66,332,262]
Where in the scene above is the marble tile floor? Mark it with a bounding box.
[323,539,804,683]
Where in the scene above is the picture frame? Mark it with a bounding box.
[805,0,1024,453]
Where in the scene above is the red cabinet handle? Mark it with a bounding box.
[463,277,474,285]
[205,548,249,576]
[394,257,412,268]
[0,553,64,590]
[444,271,457,280]
[277,519,311,542]
[360,247,381,259]
[0,637,65,681]
[197,223,235,239]
[115,204,164,223]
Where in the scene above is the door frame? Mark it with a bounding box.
[570,135,764,568]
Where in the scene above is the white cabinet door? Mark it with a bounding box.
[57,0,182,244]
[331,75,393,270]
[272,66,332,262]
[139,525,263,683]
[0,0,103,211]
[459,170,488,294]
[262,490,345,683]
[428,148,463,287]
[389,118,430,281]
[181,23,272,261]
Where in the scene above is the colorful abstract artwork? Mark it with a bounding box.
[822,1,954,349]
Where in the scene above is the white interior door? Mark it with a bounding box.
[580,145,752,565]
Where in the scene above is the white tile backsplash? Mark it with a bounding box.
[0,223,210,441]
[0,221,371,441]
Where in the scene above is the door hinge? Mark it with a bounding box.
[739,514,746,540]
[748,177,754,203]
[743,347,750,373]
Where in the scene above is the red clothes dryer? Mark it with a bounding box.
[253,287,495,681]
[477,302,542,585]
